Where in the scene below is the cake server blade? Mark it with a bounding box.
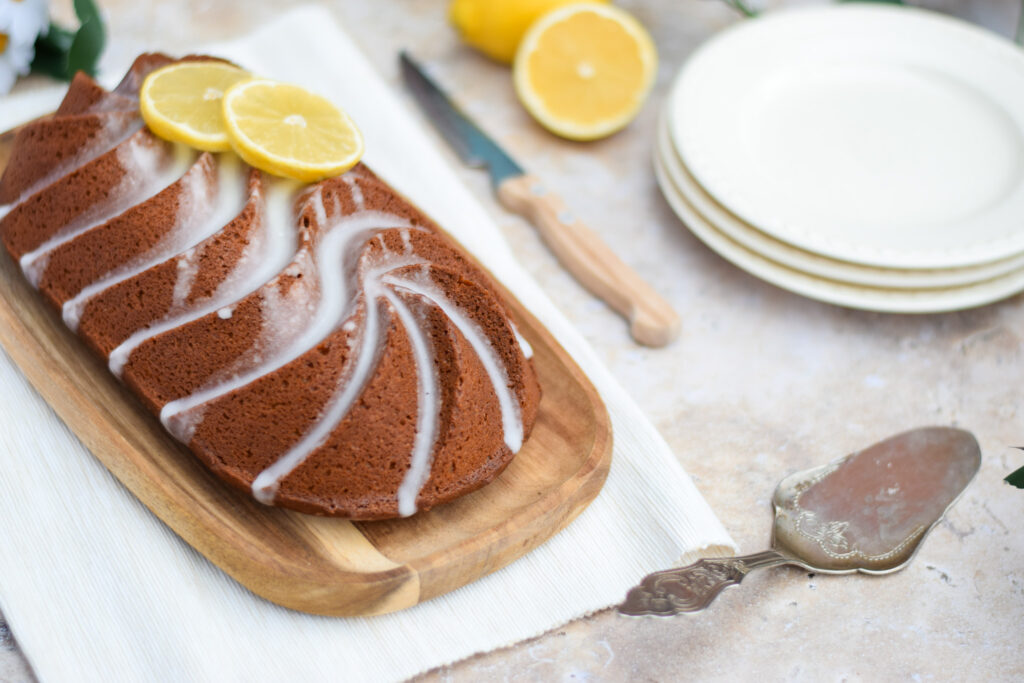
[399,51,680,347]
[618,426,981,616]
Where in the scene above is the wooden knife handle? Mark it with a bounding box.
[498,174,680,347]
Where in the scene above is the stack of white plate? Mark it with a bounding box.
[656,4,1024,313]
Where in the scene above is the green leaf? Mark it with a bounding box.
[30,22,74,79]
[73,0,104,27]
[29,0,106,81]
[38,23,75,53]
[30,49,67,79]
[1008,453,1024,489]
[1006,466,1024,488]
[721,0,759,18]
[67,0,106,78]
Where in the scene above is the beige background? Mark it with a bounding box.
[2,0,1023,680]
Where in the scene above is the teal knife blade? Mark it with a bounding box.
[399,51,523,189]
[398,51,681,347]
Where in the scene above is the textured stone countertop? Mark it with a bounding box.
[2,1,1023,681]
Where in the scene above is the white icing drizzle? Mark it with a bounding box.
[245,221,524,513]
[108,176,301,377]
[19,136,194,287]
[171,250,200,310]
[0,114,144,211]
[311,185,328,226]
[385,289,441,517]
[251,278,387,505]
[511,322,534,359]
[248,249,429,508]
[341,173,364,209]
[62,154,247,331]
[216,306,233,320]
[88,94,137,114]
[159,203,414,442]
[385,273,524,452]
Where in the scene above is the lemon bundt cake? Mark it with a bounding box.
[0,55,541,519]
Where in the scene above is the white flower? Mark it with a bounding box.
[0,0,48,44]
[0,0,51,94]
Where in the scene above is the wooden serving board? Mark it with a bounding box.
[0,129,612,616]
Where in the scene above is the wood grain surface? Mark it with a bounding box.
[0,127,612,617]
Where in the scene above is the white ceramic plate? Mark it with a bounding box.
[653,150,1024,313]
[669,5,1024,269]
[656,116,1024,289]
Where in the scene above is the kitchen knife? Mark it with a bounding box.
[399,51,680,347]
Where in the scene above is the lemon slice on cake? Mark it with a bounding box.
[222,79,365,182]
[140,62,252,151]
[513,3,657,141]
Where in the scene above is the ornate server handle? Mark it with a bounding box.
[618,551,791,616]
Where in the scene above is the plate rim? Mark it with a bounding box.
[656,115,1024,290]
[654,144,1024,313]
[668,4,1024,269]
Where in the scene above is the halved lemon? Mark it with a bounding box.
[140,62,252,151]
[513,3,657,141]
[449,0,608,64]
[222,79,364,182]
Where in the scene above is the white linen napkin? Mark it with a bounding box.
[0,7,734,682]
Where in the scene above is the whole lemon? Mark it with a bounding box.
[449,0,609,64]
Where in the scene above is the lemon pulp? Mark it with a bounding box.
[514,3,657,140]
[140,62,251,151]
[222,79,364,182]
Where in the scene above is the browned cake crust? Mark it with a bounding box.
[0,54,541,519]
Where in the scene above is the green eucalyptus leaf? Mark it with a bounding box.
[30,46,68,79]
[67,0,106,78]
[31,22,73,79]
[73,0,102,25]
[32,25,69,79]
[38,23,75,53]
[66,15,105,77]
[29,0,106,81]
[724,0,759,17]
[1008,461,1024,489]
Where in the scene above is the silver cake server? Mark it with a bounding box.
[619,426,981,616]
